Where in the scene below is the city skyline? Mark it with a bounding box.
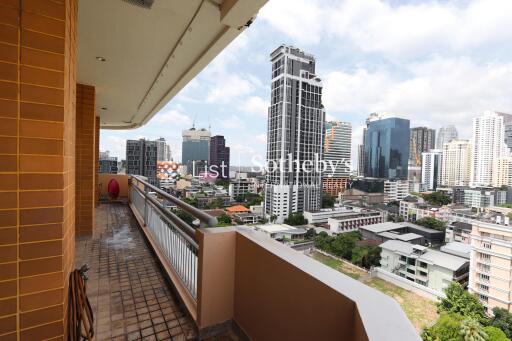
[100,0,512,166]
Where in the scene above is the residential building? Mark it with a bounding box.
[322,121,351,195]
[436,125,458,149]
[441,242,472,259]
[441,139,472,187]
[155,137,172,161]
[408,159,422,192]
[363,113,410,180]
[464,189,495,209]
[399,198,445,222]
[126,139,158,185]
[210,135,230,179]
[328,210,385,234]
[98,155,118,174]
[384,180,409,203]
[264,45,325,222]
[182,127,211,166]
[493,156,512,187]
[360,222,445,246]
[497,112,512,153]
[410,127,435,166]
[303,206,384,225]
[471,111,506,187]
[421,149,442,191]
[229,178,256,199]
[233,213,259,225]
[380,240,469,293]
[468,219,512,313]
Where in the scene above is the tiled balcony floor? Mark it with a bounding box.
[75,203,197,341]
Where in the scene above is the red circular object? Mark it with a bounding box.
[107,178,120,199]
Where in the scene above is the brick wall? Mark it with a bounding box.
[75,83,96,236]
[94,115,99,206]
[0,0,77,340]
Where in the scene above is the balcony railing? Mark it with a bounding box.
[129,176,217,305]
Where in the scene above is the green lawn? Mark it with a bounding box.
[308,251,438,331]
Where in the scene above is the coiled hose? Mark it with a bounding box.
[68,265,94,341]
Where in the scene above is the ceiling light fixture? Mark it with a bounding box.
[96,56,106,62]
[101,107,107,110]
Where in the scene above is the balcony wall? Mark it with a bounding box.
[98,173,129,201]
[196,227,420,341]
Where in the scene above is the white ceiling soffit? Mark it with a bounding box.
[77,0,267,129]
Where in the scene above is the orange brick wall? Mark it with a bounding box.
[0,0,77,340]
[94,115,99,206]
[75,84,96,235]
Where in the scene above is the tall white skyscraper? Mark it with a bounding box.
[322,121,351,196]
[264,45,325,222]
[471,111,507,187]
[441,139,472,187]
[421,149,442,191]
[436,125,458,149]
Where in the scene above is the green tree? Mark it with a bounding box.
[490,308,512,339]
[270,214,277,223]
[305,228,316,240]
[415,217,447,231]
[183,197,198,207]
[173,209,194,226]
[322,192,335,208]
[215,178,230,189]
[330,232,359,259]
[438,282,488,324]
[423,313,463,341]
[284,212,307,226]
[422,191,452,206]
[314,232,334,253]
[217,214,232,225]
[460,318,487,341]
[484,326,510,341]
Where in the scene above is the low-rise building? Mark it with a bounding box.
[229,178,256,199]
[464,189,495,208]
[380,240,469,293]
[327,210,385,234]
[360,222,445,246]
[399,197,445,222]
[234,212,259,224]
[384,180,409,203]
[445,221,472,244]
[252,224,306,241]
[440,242,471,259]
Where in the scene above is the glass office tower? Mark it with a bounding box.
[363,115,410,180]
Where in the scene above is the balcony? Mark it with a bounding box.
[75,175,420,340]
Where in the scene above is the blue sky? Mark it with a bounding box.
[101,0,512,167]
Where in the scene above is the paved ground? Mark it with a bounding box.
[75,203,197,341]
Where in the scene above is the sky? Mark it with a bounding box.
[101,0,512,168]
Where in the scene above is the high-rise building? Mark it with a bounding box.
[471,111,507,187]
[469,219,512,313]
[441,139,472,187]
[155,137,172,161]
[182,127,210,166]
[363,113,410,180]
[357,144,365,177]
[322,121,351,196]
[210,135,230,179]
[497,112,512,153]
[436,125,458,149]
[421,149,442,191]
[410,127,435,166]
[99,150,118,174]
[264,45,325,222]
[126,139,158,185]
[492,156,512,188]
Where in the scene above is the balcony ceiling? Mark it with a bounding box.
[77,0,267,129]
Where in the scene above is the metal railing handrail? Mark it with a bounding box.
[130,175,218,227]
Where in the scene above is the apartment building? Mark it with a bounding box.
[399,198,444,222]
[463,189,507,209]
[229,178,256,199]
[493,156,512,187]
[126,139,158,185]
[410,127,435,166]
[436,125,458,149]
[98,150,118,174]
[327,210,385,234]
[468,219,512,313]
[380,240,469,293]
[322,121,352,196]
[384,180,409,203]
[421,149,442,191]
[441,139,472,187]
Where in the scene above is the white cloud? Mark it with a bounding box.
[153,108,192,126]
[256,133,267,144]
[100,136,126,160]
[324,57,512,137]
[206,74,257,103]
[242,96,269,116]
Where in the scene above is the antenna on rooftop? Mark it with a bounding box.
[192,114,196,129]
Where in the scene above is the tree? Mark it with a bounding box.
[270,214,277,223]
[438,282,488,324]
[305,228,316,240]
[217,214,232,225]
[423,313,463,341]
[284,212,307,226]
[215,178,229,189]
[460,318,487,341]
[173,209,194,226]
[490,308,512,339]
[484,326,510,341]
[314,232,334,253]
[330,232,359,259]
[423,191,452,206]
[183,197,198,207]
[322,192,335,208]
[415,217,447,231]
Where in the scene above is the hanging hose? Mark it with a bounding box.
[68,265,94,341]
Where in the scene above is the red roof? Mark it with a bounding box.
[225,205,250,213]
